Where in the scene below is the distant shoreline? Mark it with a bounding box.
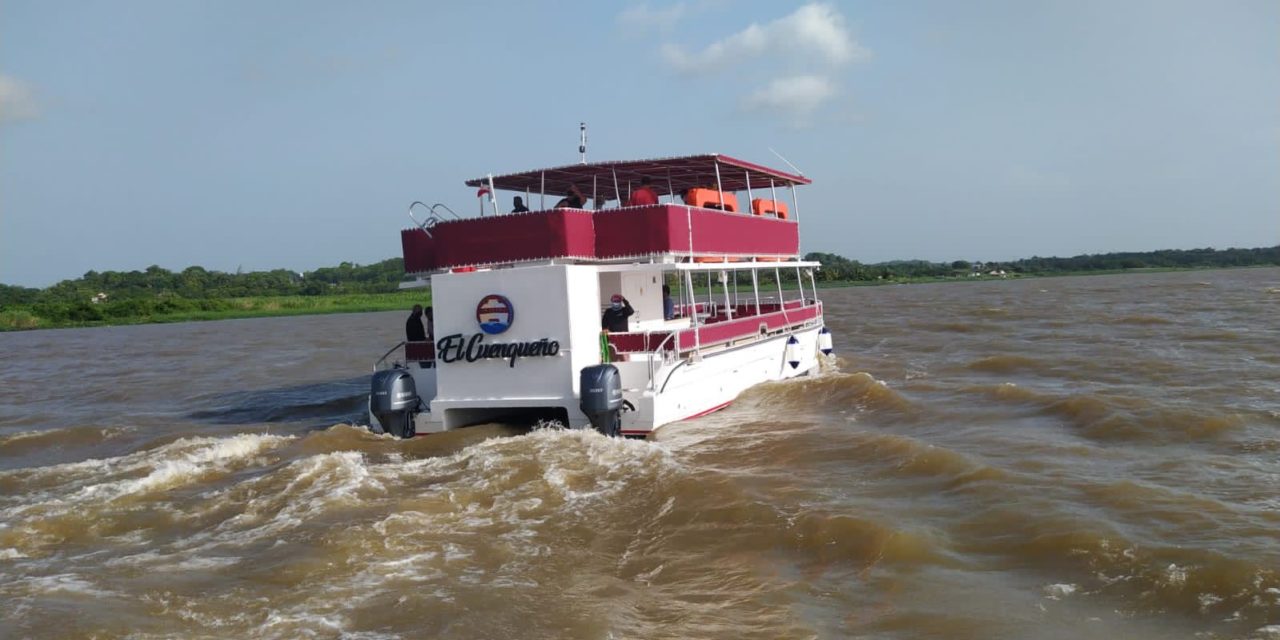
[3,264,1274,332]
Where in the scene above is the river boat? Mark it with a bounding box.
[368,152,834,438]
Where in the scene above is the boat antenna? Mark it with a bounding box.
[579,122,587,164]
[768,147,805,177]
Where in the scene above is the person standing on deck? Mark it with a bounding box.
[601,294,634,332]
[406,305,426,342]
[626,177,659,207]
[662,284,674,320]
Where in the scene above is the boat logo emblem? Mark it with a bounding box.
[476,294,514,334]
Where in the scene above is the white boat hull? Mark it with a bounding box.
[619,325,822,436]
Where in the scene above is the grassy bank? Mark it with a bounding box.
[0,290,432,331]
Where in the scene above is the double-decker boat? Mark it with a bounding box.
[368,152,834,438]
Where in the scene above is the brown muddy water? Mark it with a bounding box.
[2,268,1278,639]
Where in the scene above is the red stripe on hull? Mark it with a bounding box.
[622,399,735,436]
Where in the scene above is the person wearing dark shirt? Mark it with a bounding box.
[601,294,634,332]
[662,284,674,320]
[423,305,434,341]
[406,304,426,342]
[512,196,530,213]
[626,176,659,207]
[554,184,586,209]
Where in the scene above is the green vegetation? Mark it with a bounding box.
[804,246,1280,283]
[3,247,1277,331]
[0,260,428,330]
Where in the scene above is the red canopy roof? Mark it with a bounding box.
[464,153,810,199]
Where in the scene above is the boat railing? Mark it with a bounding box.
[374,340,436,372]
[408,202,461,238]
[612,302,823,390]
[374,341,407,372]
[645,331,681,390]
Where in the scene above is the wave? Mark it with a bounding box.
[952,505,1280,627]
[965,355,1050,374]
[960,384,1244,443]
[737,371,917,418]
[1115,315,1175,326]
[0,425,135,458]
[0,433,293,558]
[187,377,368,426]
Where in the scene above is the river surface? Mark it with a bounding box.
[2,268,1279,639]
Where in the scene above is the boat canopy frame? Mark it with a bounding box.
[464,153,810,212]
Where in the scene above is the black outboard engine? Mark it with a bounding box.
[370,367,421,438]
[580,364,623,437]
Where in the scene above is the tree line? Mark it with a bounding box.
[0,259,408,325]
[802,246,1279,282]
[2,246,1277,321]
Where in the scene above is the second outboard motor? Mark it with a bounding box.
[370,367,421,438]
[580,364,622,437]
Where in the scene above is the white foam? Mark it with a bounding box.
[0,547,28,559]
[25,573,117,598]
[1251,625,1280,639]
[1197,592,1223,612]
[1163,563,1188,586]
[1043,583,1077,599]
[182,451,384,551]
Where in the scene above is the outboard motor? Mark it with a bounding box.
[579,364,622,437]
[370,367,421,438]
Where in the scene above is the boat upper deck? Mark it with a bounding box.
[402,154,811,274]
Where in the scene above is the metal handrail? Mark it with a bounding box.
[407,202,437,237]
[645,331,681,390]
[430,203,460,220]
[407,201,461,239]
[373,341,406,372]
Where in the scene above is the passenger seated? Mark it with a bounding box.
[554,184,586,209]
[511,196,530,213]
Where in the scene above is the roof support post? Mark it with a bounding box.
[713,160,725,209]
[789,182,800,222]
[744,169,753,208]
[666,172,675,204]
[686,269,699,353]
[721,270,732,320]
[611,168,621,206]
[776,267,789,324]
[707,271,714,317]
[751,267,761,316]
[540,171,546,210]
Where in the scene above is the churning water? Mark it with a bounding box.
[1,268,1278,639]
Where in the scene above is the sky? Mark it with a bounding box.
[1,0,1277,287]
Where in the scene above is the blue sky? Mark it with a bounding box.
[2,0,1277,287]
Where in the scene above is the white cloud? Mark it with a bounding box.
[662,3,867,73]
[0,74,39,123]
[742,75,836,120]
[618,3,688,33]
